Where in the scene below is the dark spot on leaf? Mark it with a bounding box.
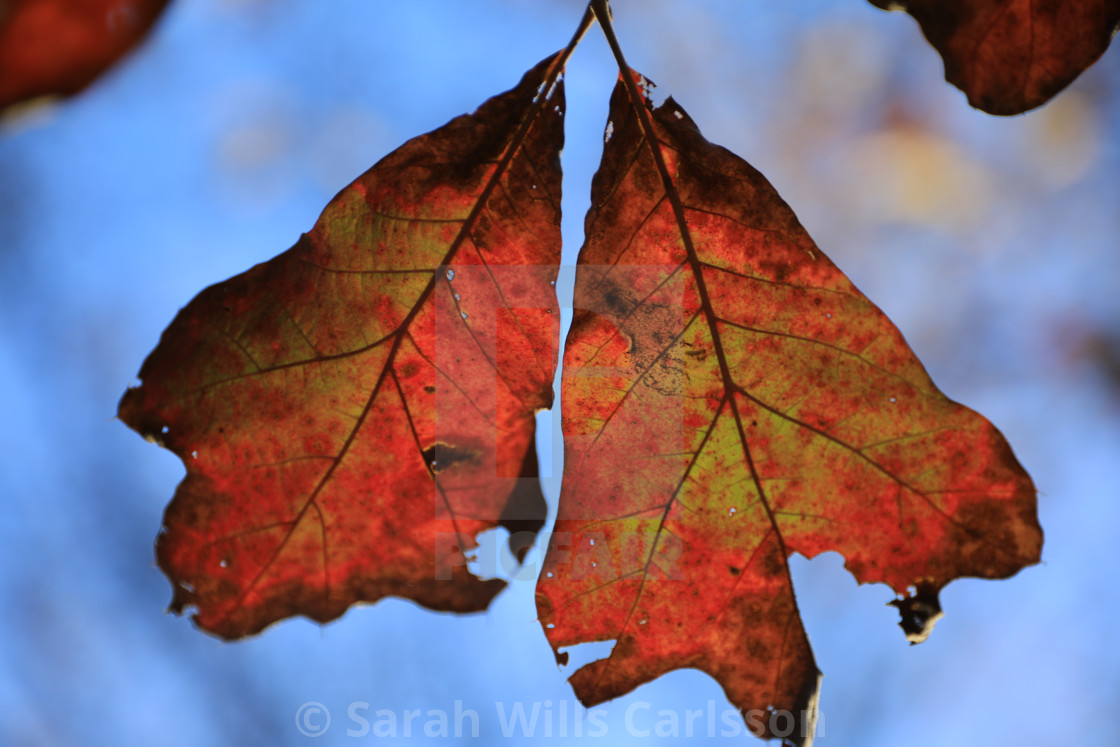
[601,286,633,317]
[421,442,480,474]
[472,229,490,252]
[760,550,785,578]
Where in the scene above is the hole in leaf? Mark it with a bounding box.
[464,528,509,582]
[543,73,562,101]
[421,442,480,474]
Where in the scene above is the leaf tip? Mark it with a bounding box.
[773,671,823,747]
[528,50,568,106]
[888,582,944,645]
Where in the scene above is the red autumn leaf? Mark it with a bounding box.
[0,0,171,112]
[870,0,1120,115]
[535,67,1042,744]
[117,54,567,639]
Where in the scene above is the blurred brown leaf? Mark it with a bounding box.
[0,0,170,112]
[870,0,1120,114]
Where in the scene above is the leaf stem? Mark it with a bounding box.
[556,3,598,78]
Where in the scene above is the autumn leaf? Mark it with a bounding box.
[0,0,171,113]
[534,65,1043,744]
[118,53,568,639]
[870,0,1120,115]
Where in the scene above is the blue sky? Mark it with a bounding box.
[2,1,1119,745]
